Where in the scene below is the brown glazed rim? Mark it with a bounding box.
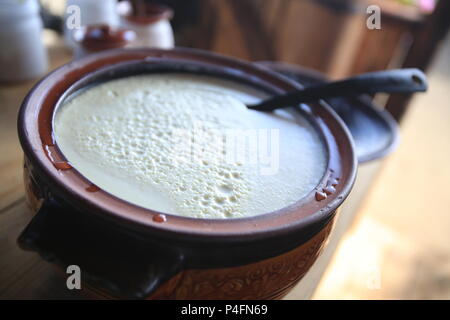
[18,47,357,243]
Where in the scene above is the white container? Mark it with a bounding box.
[64,0,120,48]
[119,1,174,49]
[0,0,48,82]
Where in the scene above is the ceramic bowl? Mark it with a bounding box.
[17,48,357,299]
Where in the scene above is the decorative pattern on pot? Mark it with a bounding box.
[150,220,334,300]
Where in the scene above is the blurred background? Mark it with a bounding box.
[0,0,449,299]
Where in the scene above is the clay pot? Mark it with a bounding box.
[17,48,357,299]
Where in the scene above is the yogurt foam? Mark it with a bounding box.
[54,74,327,219]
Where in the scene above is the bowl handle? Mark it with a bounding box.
[17,198,185,299]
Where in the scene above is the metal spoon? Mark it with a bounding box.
[248,68,428,111]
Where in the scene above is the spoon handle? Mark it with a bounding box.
[249,68,428,111]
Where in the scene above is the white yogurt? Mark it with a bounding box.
[54,74,327,219]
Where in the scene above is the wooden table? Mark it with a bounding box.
[0,36,91,299]
[0,35,382,299]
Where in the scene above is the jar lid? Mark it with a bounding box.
[74,24,136,52]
